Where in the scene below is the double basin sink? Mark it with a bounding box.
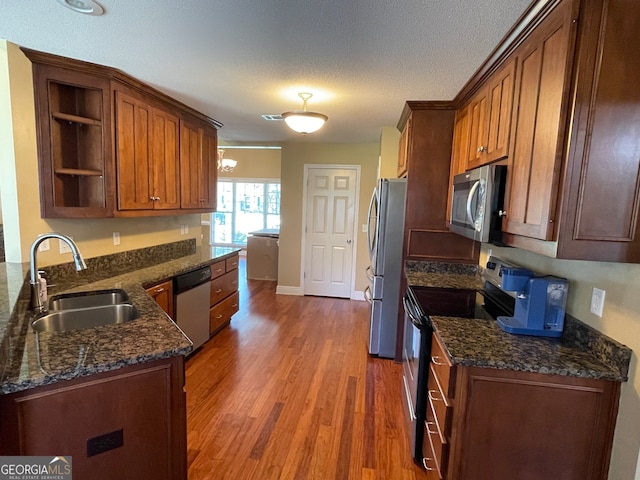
[32,289,138,333]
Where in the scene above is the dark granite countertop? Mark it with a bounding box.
[431,316,630,382]
[405,260,484,290]
[0,242,240,394]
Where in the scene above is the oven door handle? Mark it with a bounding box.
[403,294,424,329]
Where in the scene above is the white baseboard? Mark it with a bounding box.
[276,285,303,296]
[350,290,366,301]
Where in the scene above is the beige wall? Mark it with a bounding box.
[217,148,281,180]
[0,41,202,266]
[378,126,400,179]
[278,142,378,294]
[480,244,640,480]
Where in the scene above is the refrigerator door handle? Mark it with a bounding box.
[365,265,374,282]
[366,187,378,261]
[364,285,373,304]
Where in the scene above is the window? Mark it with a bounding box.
[211,179,280,246]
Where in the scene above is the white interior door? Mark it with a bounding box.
[304,167,357,298]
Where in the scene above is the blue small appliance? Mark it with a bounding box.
[496,267,568,338]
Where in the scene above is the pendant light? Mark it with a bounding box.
[217,149,237,172]
[282,93,328,135]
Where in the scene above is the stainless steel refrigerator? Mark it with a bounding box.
[365,178,407,358]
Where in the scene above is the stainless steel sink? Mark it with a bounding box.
[48,289,130,311]
[32,304,138,333]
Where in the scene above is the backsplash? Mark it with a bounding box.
[43,238,196,284]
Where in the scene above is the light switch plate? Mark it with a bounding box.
[113,232,120,246]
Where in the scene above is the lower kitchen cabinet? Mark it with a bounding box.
[425,333,620,480]
[145,279,173,317]
[0,356,187,480]
[209,252,239,335]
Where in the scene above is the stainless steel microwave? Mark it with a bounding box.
[450,164,507,243]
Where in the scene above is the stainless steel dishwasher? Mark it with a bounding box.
[174,265,211,355]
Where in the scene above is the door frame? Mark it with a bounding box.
[300,164,361,299]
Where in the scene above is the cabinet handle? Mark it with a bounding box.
[431,356,447,366]
[422,457,437,471]
[428,389,443,403]
[425,421,438,435]
[214,268,224,273]
[232,281,238,286]
[215,314,223,319]
[154,287,165,293]
[498,210,508,217]
[232,303,238,308]
[477,145,487,153]
[215,288,223,294]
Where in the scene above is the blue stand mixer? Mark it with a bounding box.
[496,267,569,338]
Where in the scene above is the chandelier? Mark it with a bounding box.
[282,93,328,135]
[217,149,237,172]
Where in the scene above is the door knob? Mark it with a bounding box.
[498,210,508,217]
[347,239,352,244]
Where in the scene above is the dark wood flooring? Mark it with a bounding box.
[185,258,427,479]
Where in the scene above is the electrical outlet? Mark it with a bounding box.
[113,232,120,246]
[590,287,606,317]
[180,225,184,235]
[38,239,50,252]
[184,224,189,234]
[59,237,72,254]
[362,224,367,233]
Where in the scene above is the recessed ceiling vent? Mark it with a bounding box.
[262,114,284,121]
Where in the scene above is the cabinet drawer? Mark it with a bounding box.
[225,255,239,271]
[209,291,239,334]
[210,260,226,279]
[431,333,455,398]
[422,422,443,480]
[210,269,238,305]
[428,364,452,438]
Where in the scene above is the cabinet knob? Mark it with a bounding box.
[477,145,488,153]
[498,210,508,218]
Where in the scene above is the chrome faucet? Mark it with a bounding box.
[30,233,87,313]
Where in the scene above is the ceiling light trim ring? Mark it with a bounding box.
[57,0,104,16]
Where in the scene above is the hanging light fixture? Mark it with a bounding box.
[217,149,237,172]
[282,92,328,135]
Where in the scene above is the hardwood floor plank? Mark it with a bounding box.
[185,258,427,479]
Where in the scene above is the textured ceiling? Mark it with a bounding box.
[0,0,532,144]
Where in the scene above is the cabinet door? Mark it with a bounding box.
[485,58,515,163]
[397,115,411,177]
[146,280,174,318]
[116,91,154,210]
[447,105,471,223]
[465,90,488,169]
[180,118,216,210]
[502,0,572,240]
[151,108,180,209]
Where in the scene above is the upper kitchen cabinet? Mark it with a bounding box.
[501,0,573,241]
[115,88,180,211]
[22,48,222,219]
[180,119,217,210]
[397,114,411,177]
[459,59,516,172]
[28,58,114,218]
[502,0,640,262]
[398,102,479,264]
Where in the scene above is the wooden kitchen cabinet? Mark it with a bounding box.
[29,60,114,218]
[501,0,573,241]
[209,252,239,336]
[23,48,221,219]
[115,90,180,211]
[0,356,187,480]
[424,333,620,480]
[465,91,488,169]
[180,118,217,210]
[397,114,411,177]
[146,279,174,318]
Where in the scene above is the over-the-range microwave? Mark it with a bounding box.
[450,164,507,243]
